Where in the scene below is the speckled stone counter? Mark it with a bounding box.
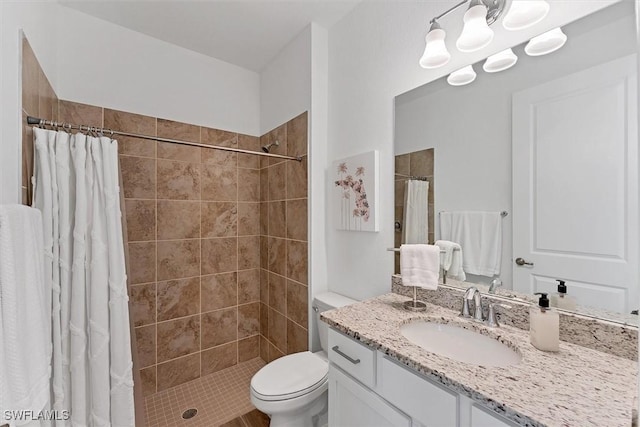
[391,275,638,361]
[321,293,637,427]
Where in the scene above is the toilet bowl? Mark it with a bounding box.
[250,351,328,427]
[249,292,357,427]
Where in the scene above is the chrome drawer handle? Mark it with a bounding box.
[332,345,361,364]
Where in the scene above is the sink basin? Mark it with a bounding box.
[400,321,521,367]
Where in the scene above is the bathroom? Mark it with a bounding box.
[0,0,637,426]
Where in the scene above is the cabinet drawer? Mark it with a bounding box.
[328,328,376,388]
[471,404,518,427]
[376,352,458,426]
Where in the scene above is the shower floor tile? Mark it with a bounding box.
[144,357,266,427]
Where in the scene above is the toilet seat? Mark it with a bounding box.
[251,351,328,402]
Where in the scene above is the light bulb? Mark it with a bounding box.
[456,1,494,53]
[525,27,567,56]
[483,48,518,73]
[502,0,550,31]
[419,22,451,69]
[447,65,477,86]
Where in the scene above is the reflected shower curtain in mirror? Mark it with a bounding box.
[402,180,429,244]
[32,128,135,426]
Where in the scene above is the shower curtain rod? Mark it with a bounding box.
[26,116,303,162]
[395,173,429,181]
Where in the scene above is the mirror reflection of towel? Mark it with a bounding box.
[402,180,429,244]
[439,212,502,277]
[435,240,465,281]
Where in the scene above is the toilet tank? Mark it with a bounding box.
[313,292,358,353]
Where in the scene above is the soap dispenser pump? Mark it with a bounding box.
[530,292,559,352]
[550,280,577,311]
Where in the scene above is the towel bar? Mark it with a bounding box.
[387,247,458,253]
[438,210,508,217]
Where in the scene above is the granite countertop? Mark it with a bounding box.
[321,293,638,427]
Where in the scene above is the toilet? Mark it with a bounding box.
[250,292,357,427]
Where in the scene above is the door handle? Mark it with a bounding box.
[332,346,361,364]
[515,257,534,266]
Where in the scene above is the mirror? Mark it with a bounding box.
[394,1,638,324]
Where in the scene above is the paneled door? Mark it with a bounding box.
[512,54,638,313]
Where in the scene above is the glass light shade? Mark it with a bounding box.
[502,0,550,31]
[456,4,494,53]
[419,27,451,69]
[447,65,477,86]
[483,48,518,73]
[524,27,567,56]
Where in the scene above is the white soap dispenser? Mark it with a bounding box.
[530,292,559,352]
[550,280,577,311]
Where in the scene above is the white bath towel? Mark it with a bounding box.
[400,244,440,290]
[402,180,429,244]
[435,240,466,281]
[439,211,502,277]
[0,205,52,425]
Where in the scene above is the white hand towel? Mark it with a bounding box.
[440,211,502,277]
[435,240,466,281]
[0,205,52,424]
[400,244,440,290]
[402,180,429,244]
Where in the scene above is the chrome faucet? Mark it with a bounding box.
[488,278,502,294]
[486,302,511,328]
[461,286,484,322]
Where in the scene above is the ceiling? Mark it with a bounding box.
[59,0,361,72]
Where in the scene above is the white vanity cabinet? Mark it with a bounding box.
[328,328,519,427]
[328,367,412,427]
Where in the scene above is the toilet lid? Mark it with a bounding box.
[251,351,328,401]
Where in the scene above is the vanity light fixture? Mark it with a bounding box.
[419,21,451,69]
[524,27,567,56]
[418,0,507,69]
[447,65,477,86]
[502,0,550,31]
[456,0,495,53]
[482,48,518,72]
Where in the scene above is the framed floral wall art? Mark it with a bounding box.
[332,150,379,232]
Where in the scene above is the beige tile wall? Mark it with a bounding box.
[20,40,310,392]
[55,100,268,396]
[259,112,309,362]
[394,148,435,273]
[21,36,58,205]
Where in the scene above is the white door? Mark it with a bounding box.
[512,54,638,314]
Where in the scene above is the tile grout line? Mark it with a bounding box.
[236,142,240,368]
[199,124,203,383]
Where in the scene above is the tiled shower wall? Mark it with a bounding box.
[258,113,309,362]
[20,36,58,205]
[394,148,435,273]
[51,100,269,396]
[19,33,309,395]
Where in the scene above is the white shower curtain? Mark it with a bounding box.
[402,180,429,244]
[32,128,135,427]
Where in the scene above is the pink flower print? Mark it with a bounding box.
[336,162,371,227]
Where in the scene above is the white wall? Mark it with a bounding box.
[260,25,312,134]
[309,22,329,303]
[55,4,260,136]
[0,1,59,204]
[326,1,618,300]
[259,22,330,350]
[394,6,637,288]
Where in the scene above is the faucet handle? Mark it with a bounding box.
[486,302,512,328]
[460,298,472,317]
